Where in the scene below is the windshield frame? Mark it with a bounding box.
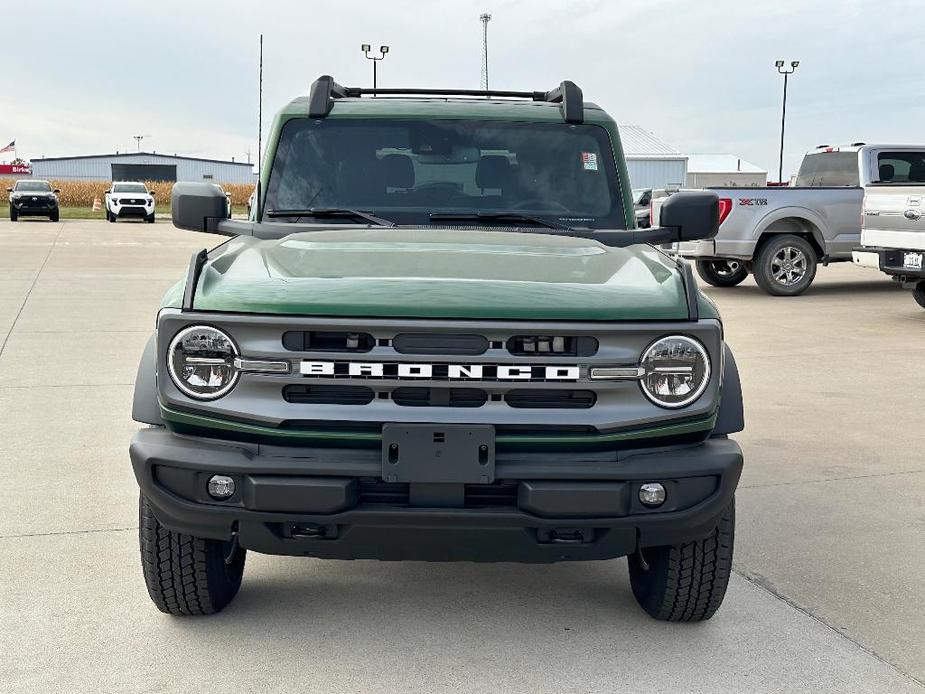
[14,180,52,192]
[264,116,627,229]
[112,183,148,194]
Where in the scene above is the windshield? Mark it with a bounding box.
[265,118,626,228]
[113,183,148,193]
[15,181,51,192]
[875,151,925,185]
[794,152,859,186]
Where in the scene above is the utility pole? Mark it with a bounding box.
[480,13,491,91]
[775,60,799,184]
[258,33,263,173]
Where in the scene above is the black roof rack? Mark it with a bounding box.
[307,75,584,124]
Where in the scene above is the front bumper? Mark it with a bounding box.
[131,427,743,563]
[854,246,925,280]
[113,205,153,218]
[11,200,58,215]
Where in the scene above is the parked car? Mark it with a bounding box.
[7,179,59,222]
[246,186,256,218]
[130,75,745,621]
[105,181,156,223]
[852,149,925,309]
[655,144,925,296]
[632,188,652,228]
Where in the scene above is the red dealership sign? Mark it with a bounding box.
[0,163,31,175]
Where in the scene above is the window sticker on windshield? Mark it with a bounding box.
[582,152,598,171]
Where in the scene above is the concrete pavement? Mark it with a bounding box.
[0,219,921,693]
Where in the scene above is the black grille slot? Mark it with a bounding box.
[392,333,489,355]
[391,387,488,408]
[506,335,598,356]
[282,330,374,352]
[357,482,517,507]
[505,389,596,409]
[283,384,375,405]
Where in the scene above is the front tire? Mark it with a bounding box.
[139,493,246,615]
[145,213,155,223]
[9,206,17,222]
[913,281,925,310]
[628,499,735,622]
[107,210,116,223]
[753,235,817,296]
[695,259,749,287]
[50,210,59,222]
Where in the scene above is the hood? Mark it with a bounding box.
[187,228,688,321]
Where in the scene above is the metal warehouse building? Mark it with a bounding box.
[620,125,688,190]
[29,152,256,184]
[685,154,767,188]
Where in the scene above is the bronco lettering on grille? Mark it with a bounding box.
[300,361,581,382]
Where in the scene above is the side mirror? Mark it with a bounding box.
[6,188,12,193]
[658,191,719,242]
[53,189,60,194]
[171,182,229,232]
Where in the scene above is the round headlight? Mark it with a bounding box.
[167,325,239,400]
[639,335,710,408]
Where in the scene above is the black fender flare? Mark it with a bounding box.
[715,344,744,435]
[132,334,163,426]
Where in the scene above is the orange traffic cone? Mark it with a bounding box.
[92,198,101,212]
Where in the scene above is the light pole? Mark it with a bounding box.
[480,13,491,91]
[361,44,389,94]
[775,59,799,184]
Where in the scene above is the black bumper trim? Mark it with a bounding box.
[860,246,925,280]
[130,427,742,562]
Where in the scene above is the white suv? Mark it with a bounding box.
[105,182,156,223]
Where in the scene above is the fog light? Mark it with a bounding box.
[639,482,666,507]
[207,475,236,500]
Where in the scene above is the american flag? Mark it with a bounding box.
[0,140,14,154]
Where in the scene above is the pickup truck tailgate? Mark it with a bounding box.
[862,187,925,251]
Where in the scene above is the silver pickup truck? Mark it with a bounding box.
[852,149,925,310]
[654,144,925,296]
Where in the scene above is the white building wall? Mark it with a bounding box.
[30,154,256,183]
[625,158,687,190]
[686,171,767,188]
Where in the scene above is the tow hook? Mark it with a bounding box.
[289,523,333,539]
[538,528,594,545]
[634,546,650,571]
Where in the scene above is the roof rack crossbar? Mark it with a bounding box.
[307,76,585,123]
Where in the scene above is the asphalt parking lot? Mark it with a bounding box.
[0,218,922,693]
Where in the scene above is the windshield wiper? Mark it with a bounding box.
[266,208,395,226]
[429,212,573,231]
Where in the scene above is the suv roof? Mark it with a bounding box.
[279,76,610,126]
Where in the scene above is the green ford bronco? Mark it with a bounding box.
[130,76,744,620]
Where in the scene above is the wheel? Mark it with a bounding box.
[695,259,749,287]
[913,282,925,310]
[107,210,116,223]
[9,206,17,222]
[138,493,246,615]
[145,213,155,224]
[50,210,59,222]
[753,235,817,296]
[628,499,734,622]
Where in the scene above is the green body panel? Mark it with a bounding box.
[177,229,687,320]
[160,404,716,450]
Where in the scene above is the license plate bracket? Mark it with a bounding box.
[903,252,923,270]
[381,424,495,484]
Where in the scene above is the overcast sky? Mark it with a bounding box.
[3,0,919,180]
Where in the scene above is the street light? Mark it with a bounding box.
[775,59,799,184]
[361,44,389,94]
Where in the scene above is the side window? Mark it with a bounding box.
[876,152,925,184]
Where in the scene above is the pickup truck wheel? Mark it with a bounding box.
[913,282,925,310]
[753,235,817,296]
[695,259,749,287]
[138,493,246,615]
[628,499,734,622]
[9,206,17,222]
